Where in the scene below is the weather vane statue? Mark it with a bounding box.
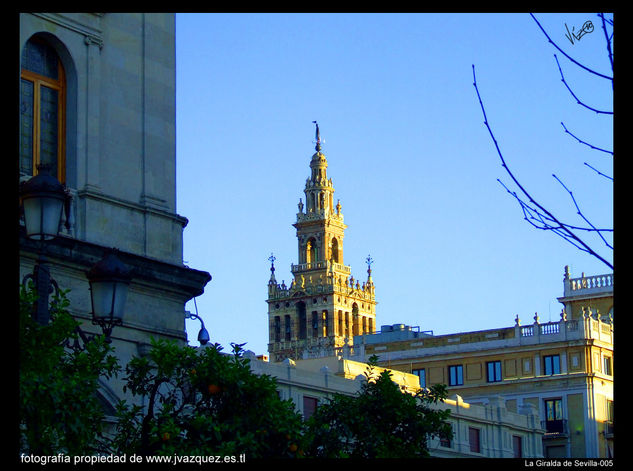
[366,254,374,276]
[312,120,322,151]
[269,253,276,274]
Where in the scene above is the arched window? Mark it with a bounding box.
[352,303,359,336]
[20,36,66,183]
[306,237,317,263]
[331,237,339,263]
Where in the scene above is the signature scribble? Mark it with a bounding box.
[564,20,594,44]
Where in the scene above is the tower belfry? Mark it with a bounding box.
[267,123,377,362]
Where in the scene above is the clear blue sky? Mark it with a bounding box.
[175,13,613,354]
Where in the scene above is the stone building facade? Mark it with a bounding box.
[18,13,211,412]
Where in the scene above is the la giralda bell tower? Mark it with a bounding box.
[266,123,377,362]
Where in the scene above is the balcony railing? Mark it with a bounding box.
[291,260,351,275]
[564,272,613,297]
[541,419,568,436]
[516,316,612,345]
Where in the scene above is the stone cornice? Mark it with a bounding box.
[30,13,104,49]
[19,230,211,299]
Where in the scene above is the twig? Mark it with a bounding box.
[584,162,613,181]
[552,173,613,249]
[561,122,613,155]
[554,54,612,115]
[530,13,613,82]
[598,13,614,76]
[472,64,613,270]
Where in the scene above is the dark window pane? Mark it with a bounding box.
[469,427,480,453]
[22,39,58,79]
[303,396,318,420]
[39,85,59,177]
[513,435,522,458]
[20,79,34,175]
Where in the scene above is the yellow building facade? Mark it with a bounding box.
[353,269,613,458]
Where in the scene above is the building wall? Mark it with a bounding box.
[349,284,613,458]
[19,13,210,409]
[20,13,184,263]
[247,354,543,457]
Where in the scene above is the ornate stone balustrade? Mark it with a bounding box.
[269,261,374,301]
[563,267,613,298]
[515,310,612,345]
[291,260,351,275]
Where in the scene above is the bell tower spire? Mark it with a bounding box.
[266,124,377,362]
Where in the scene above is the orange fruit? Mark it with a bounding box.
[207,384,221,395]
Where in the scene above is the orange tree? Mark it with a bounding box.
[112,340,303,458]
[301,357,453,458]
[19,284,120,455]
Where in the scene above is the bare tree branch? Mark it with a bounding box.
[554,54,613,115]
[529,13,613,82]
[561,121,613,155]
[472,64,613,270]
[599,13,614,73]
[552,173,613,249]
[584,162,613,181]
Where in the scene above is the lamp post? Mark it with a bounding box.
[19,165,68,325]
[20,165,130,342]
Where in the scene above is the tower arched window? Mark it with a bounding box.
[331,237,339,263]
[306,237,318,263]
[20,36,66,183]
[352,303,359,336]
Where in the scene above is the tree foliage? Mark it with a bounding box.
[301,356,453,458]
[19,284,120,455]
[112,340,304,458]
[20,284,453,459]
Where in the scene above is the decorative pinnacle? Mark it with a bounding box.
[312,121,321,151]
[268,253,276,273]
[366,254,373,276]
[268,253,277,285]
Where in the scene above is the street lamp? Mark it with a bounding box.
[19,165,68,241]
[86,249,132,343]
[186,297,210,346]
[19,165,68,325]
[20,165,130,342]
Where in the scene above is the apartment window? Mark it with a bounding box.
[513,435,523,458]
[303,396,318,420]
[543,355,561,375]
[440,423,452,448]
[448,365,463,386]
[468,427,481,453]
[544,398,564,434]
[486,361,502,383]
[412,368,426,388]
[603,356,612,376]
[606,400,614,436]
[21,36,66,183]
